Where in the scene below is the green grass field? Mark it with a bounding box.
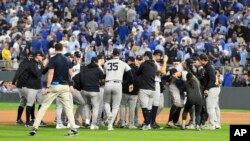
[0,124,229,141]
[1,102,248,141]
[0,102,250,113]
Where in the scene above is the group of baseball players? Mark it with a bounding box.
[13,43,221,136]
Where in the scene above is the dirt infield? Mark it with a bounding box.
[0,110,250,125]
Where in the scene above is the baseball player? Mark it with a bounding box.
[103,48,134,131]
[30,43,78,136]
[137,51,157,130]
[151,50,167,129]
[96,54,106,126]
[23,51,47,127]
[198,54,221,130]
[12,52,33,125]
[79,57,104,129]
[119,56,139,129]
[181,73,202,131]
[167,68,187,128]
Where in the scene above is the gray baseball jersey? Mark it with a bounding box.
[103,58,131,129]
[104,59,131,81]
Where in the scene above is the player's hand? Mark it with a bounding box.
[43,88,50,95]
[204,90,208,97]
[163,55,168,63]
[69,86,75,94]
[129,84,134,93]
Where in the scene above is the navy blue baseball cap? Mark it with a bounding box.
[144,51,153,59]
[126,56,135,62]
[112,48,120,56]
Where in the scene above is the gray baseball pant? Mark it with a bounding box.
[153,82,161,106]
[139,89,154,109]
[104,82,122,125]
[73,90,86,122]
[97,86,105,124]
[206,87,221,127]
[18,88,27,107]
[82,90,100,126]
[120,93,138,126]
[23,87,43,106]
[157,93,164,116]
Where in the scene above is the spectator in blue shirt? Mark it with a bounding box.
[85,44,97,64]
[116,21,130,44]
[102,10,114,28]
[31,35,42,52]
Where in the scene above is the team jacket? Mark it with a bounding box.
[137,60,157,91]
[203,62,217,91]
[73,63,104,92]
[12,59,30,88]
[123,64,139,95]
[25,59,45,89]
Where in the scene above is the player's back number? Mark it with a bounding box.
[107,62,118,71]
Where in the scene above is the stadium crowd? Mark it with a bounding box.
[1,0,250,86]
[1,0,249,136]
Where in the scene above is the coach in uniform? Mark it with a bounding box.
[12,52,33,125]
[23,51,46,127]
[119,56,139,129]
[30,43,78,136]
[137,51,157,130]
[80,57,104,130]
[103,48,134,131]
[198,54,221,130]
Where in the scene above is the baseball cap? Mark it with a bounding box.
[112,48,120,56]
[136,55,143,61]
[35,51,44,57]
[170,68,178,76]
[91,57,98,63]
[144,51,153,59]
[127,56,135,62]
[106,55,112,60]
[74,51,81,58]
[97,54,105,60]
[65,53,73,58]
[153,50,163,56]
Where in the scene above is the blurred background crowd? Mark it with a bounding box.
[1,0,250,87]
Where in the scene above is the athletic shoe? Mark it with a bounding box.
[196,125,201,131]
[90,124,99,130]
[67,123,80,129]
[65,129,78,136]
[117,123,126,128]
[142,124,151,130]
[56,123,68,129]
[128,125,138,129]
[40,121,47,127]
[174,122,182,127]
[215,125,221,129]
[202,125,216,130]
[84,119,90,127]
[25,121,33,127]
[151,123,161,129]
[107,124,114,131]
[166,121,177,128]
[186,124,195,129]
[29,128,37,136]
[16,119,24,125]
[181,124,186,130]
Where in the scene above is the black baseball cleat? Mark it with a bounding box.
[151,123,160,129]
[29,128,37,136]
[16,119,24,125]
[40,121,47,127]
[65,129,78,136]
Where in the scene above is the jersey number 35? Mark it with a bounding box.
[107,62,118,71]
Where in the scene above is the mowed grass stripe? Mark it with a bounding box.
[0,124,229,141]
